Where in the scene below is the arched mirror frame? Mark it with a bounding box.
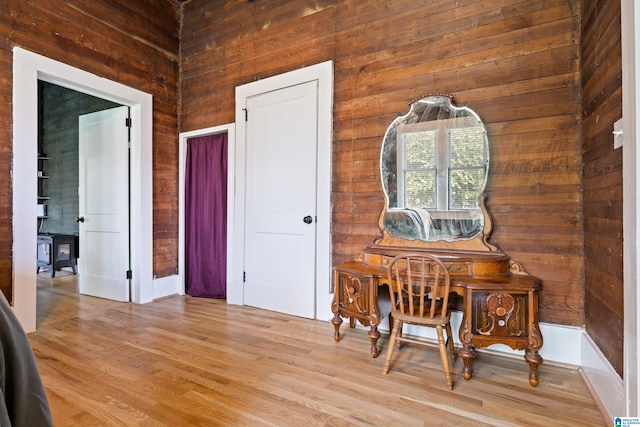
[375,93,499,253]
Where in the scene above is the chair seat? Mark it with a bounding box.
[394,297,450,325]
[394,312,451,326]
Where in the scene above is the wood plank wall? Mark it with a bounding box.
[180,0,584,326]
[581,0,623,376]
[0,0,180,301]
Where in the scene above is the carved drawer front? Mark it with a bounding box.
[471,292,528,338]
[336,272,371,316]
[443,262,471,275]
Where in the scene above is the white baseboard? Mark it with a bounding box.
[152,274,181,300]
[378,312,583,366]
[581,332,624,421]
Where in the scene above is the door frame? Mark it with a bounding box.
[622,0,639,416]
[178,124,235,297]
[12,47,154,332]
[234,60,333,320]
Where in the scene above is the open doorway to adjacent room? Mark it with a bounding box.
[12,47,154,333]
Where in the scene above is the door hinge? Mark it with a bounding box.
[242,108,248,121]
[126,270,132,280]
[126,117,132,145]
[243,271,246,282]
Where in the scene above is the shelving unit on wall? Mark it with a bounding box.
[37,154,50,233]
[36,151,78,277]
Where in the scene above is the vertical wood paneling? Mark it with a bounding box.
[180,0,583,326]
[0,0,180,301]
[581,0,623,377]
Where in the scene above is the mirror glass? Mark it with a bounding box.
[381,94,489,242]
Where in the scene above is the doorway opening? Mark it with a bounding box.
[178,124,235,299]
[233,60,333,319]
[184,132,228,299]
[37,81,123,282]
[12,47,153,332]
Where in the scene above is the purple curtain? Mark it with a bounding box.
[185,133,228,298]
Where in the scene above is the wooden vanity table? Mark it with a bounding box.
[331,94,544,387]
[332,246,543,387]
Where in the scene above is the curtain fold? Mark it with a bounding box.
[185,133,228,298]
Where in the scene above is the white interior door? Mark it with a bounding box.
[78,106,130,301]
[243,81,318,318]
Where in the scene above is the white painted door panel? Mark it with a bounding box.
[243,81,318,318]
[78,106,130,301]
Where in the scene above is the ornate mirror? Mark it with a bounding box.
[377,94,496,251]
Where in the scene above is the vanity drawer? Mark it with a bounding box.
[362,248,510,277]
[372,253,471,276]
[443,262,471,275]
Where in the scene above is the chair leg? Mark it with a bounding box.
[383,319,402,374]
[445,322,456,361]
[436,325,454,390]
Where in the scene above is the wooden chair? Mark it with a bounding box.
[382,254,457,389]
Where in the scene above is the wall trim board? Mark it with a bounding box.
[581,332,624,421]
[152,275,179,300]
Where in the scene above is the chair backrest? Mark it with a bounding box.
[386,254,451,320]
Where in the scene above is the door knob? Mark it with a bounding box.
[75,216,85,223]
[303,215,313,224]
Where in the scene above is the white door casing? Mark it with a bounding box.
[12,47,153,332]
[243,81,318,318]
[78,106,131,301]
[233,61,333,320]
[178,125,235,297]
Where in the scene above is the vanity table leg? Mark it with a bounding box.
[331,314,343,342]
[525,350,543,387]
[368,326,380,358]
[459,346,476,381]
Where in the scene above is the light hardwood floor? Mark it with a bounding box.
[28,272,605,426]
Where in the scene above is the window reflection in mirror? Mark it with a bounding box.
[381,95,489,242]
